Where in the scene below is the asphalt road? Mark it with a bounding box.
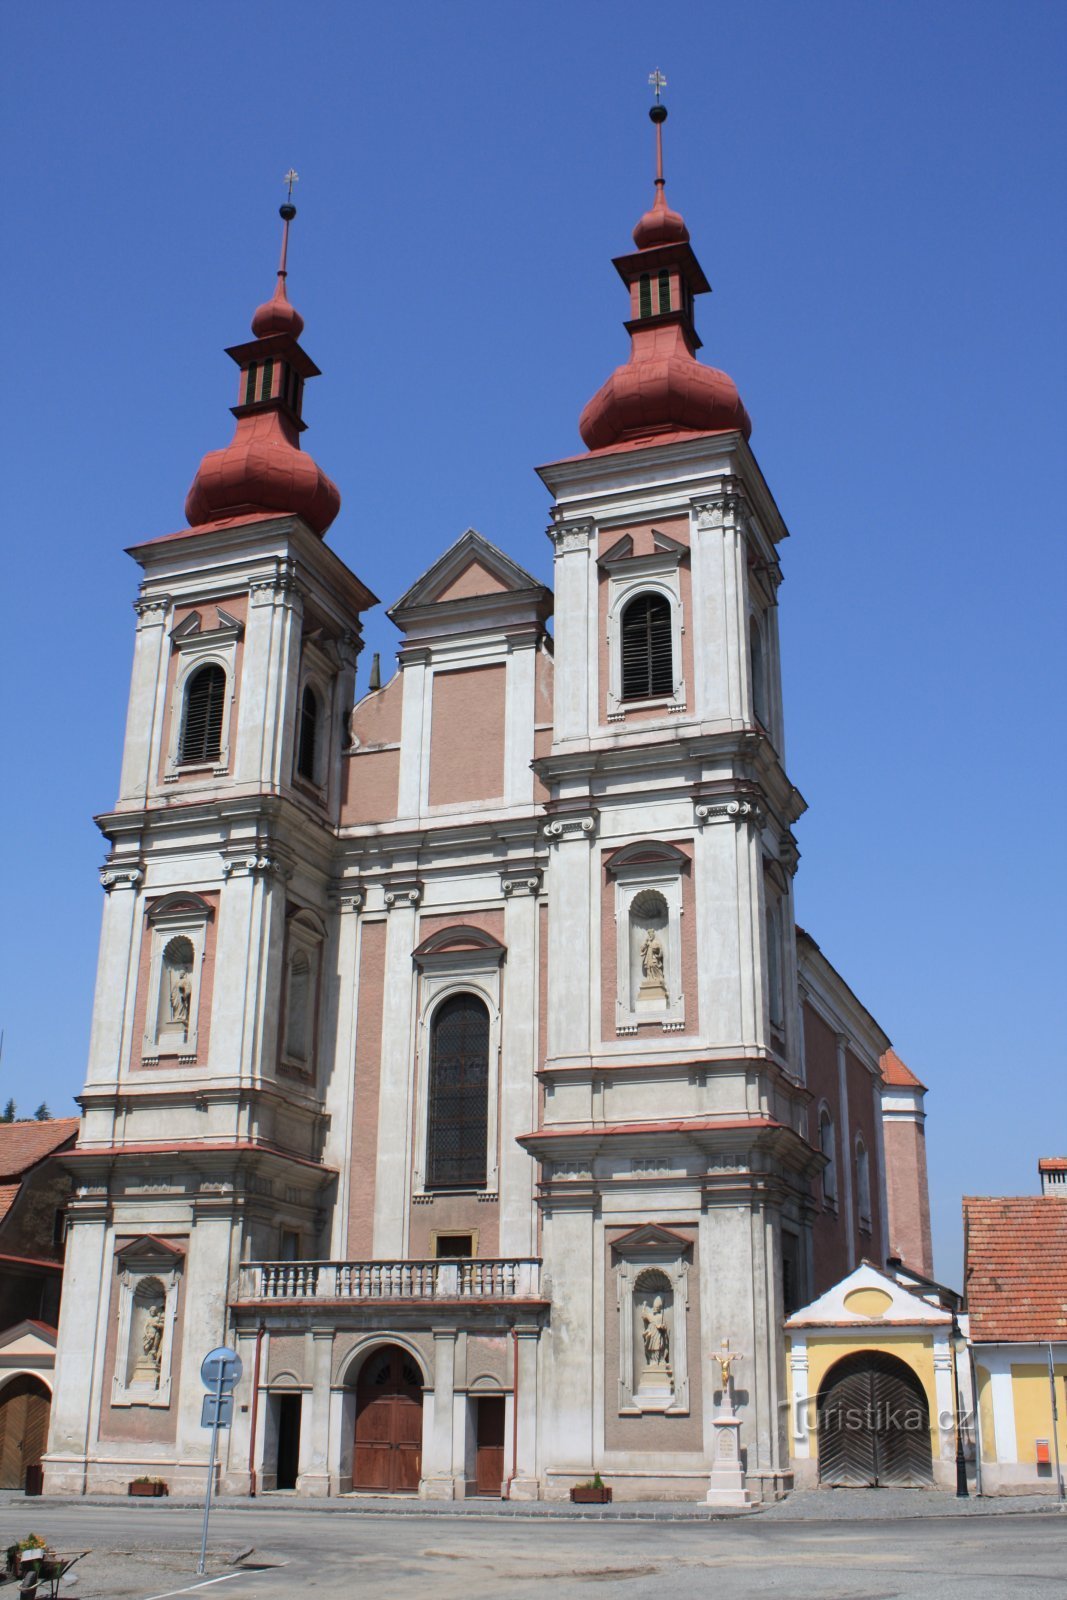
[1,1502,1064,1600]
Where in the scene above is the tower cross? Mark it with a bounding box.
[284,169,299,202]
[648,69,667,103]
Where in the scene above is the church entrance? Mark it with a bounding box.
[817,1351,933,1487]
[353,1345,423,1493]
[474,1395,506,1495]
[0,1376,51,1491]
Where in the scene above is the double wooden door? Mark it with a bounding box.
[0,1376,51,1491]
[817,1352,933,1487]
[353,1346,423,1493]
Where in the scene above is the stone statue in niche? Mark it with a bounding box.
[129,1278,166,1387]
[635,1271,674,1401]
[169,964,192,1025]
[630,890,669,1009]
[142,1303,165,1370]
[641,1294,670,1368]
[159,936,195,1040]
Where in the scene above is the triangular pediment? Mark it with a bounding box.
[611,1223,693,1259]
[389,529,548,616]
[114,1234,186,1269]
[785,1261,951,1329]
[0,1319,57,1357]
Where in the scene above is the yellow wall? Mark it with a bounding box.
[975,1366,995,1464]
[787,1335,940,1464]
[1009,1364,1067,1464]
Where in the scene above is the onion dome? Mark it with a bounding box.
[185,186,340,537]
[578,93,751,452]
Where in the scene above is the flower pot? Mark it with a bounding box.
[128,1481,167,1497]
[570,1485,612,1503]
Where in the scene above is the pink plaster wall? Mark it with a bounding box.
[347,920,387,1256]
[342,674,403,825]
[407,1193,499,1258]
[846,1047,885,1260]
[434,560,510,601]
[417,909,505,945]
[129,892,219,1072]
[98,1238,186,1444]
[428,665,506,807]
[883,1118,934,1277]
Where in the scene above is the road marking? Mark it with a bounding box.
[140,1575,250,1600]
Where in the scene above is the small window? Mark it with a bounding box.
[284,950,311,1063]
[750,617,768,727]
[260,359,274,402]
[279,1228,301,1261]
[434,1233,474,1259]
[244,363,259,406]
[426,993,490,1189]
[820,1110,837,1206]
[766,895,784,1032]
[657,270,671,313]
[856,1138,872,1230]
[296,684,319,782]
[638,274,653,318]
[621,592,673,700]
[781,1229,801,1316]
[179,663,226,764]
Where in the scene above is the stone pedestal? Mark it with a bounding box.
[706,1407,750,1507]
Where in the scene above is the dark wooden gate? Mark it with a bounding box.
[353,1346,423,1493]
[817,1351,933,1487]
[474,1395,506,1495]
[0,1376,51,1491]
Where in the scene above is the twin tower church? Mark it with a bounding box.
[44,102,936,1502]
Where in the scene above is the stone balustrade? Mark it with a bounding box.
[237,1257,542,1303]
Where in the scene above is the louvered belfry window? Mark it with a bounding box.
[296,685,318,781]
[426,993,490,1189]
[621,592,673,700]
[180,664,226,764]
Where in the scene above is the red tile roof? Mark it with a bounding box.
[880,1048,927,1091]
[1039,1157,1067,1172]
[0,1182,20,1223]
[963,1195,1067,1342]
[0,1118,78,1180]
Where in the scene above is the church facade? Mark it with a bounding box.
[44,106,933,1502]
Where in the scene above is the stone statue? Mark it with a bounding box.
[142,1303,165,1370]
[169,964,192,1025]
[640,928,665,985]
[641,1295,670,1368]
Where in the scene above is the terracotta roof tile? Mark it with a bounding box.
[0,1182,20,1223]
[0,1118,79,1180]
[963,1195,1067,1342]
[880,1048,926,1091]
[1039,1157,1067,1172]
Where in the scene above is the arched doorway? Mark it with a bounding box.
[817,1350,933,1487]
[0,1375,51,1491]
[353,1345,424,1493]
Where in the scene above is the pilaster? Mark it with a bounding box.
[118,595,171,802]
[543,814,597,1061]
[548,519,595,743]
[372,883,422,1255]
[87,864,143,1085]
[499,870,542,1256]
[421,1328,460,1499]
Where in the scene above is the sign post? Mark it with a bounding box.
[197,1346,243,1577]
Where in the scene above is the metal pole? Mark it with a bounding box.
[1048,1343,1064,1502]
[951,1319,969,1497]
[198,1368,224,1575]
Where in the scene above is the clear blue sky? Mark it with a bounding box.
[3,3,1064,1283]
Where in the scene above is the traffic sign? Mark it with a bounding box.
[201,1393,233,1429]
[200,1346,243,1393]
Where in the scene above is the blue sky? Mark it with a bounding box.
[3,2,1064,1282]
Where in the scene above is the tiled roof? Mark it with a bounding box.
[963,1195,1067,1342]
[1039,1157,1067,1172]
[0,1118,78,1180]
[880,1048,927,1091]
[0,1182,20,1223]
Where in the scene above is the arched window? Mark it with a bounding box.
[750,616,768,727]
[657,269,671,313]
[284,950,311,1063]
[621,592,673,700]
[856,1137,871,1229]
[426,993,490,1190]
[638,274,653,318]
[820,1110,837,1205]
[296,684,319,782]
[180,663,226,764]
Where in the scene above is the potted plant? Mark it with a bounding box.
[5,1535,46,1576]
[128,1476,169,1497]
[570,1471,612,1504]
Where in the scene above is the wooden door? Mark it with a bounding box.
[474,1395,506,1495]
[0,1377,51,1491]
[353,1346,423,1493]
[818,1352,932,1488]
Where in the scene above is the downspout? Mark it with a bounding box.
[502,1324,519,1499]
[247,1323,265,1497]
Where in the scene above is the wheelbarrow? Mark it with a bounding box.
[17,1550,88,1599]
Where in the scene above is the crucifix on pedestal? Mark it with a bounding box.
[706,1338,751,1506]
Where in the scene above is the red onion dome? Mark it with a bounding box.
[185,410,340,536]
[633,186,689,250]
[579,330,751,451]
[250,274,305,339]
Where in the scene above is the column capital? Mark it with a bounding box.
[694,798,764,830]
[692,481,748,529]
[133,593,172,624]
[100,862,143,892]
[501,867,543,897]
[543,812,597,843]
[547,517,595,554]
[383,880,423,911]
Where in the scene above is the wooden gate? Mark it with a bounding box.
[353,1346,423,1493]
[817,1351,933,1487]
[474,1395,505,1495]
[0,1376,51,1491]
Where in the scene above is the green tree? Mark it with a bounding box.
[34,1103,51,1121]
[0,1100,15,1123]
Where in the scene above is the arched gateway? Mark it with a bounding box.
[353,1345,424,1493]
[0,1375,51,1491]
[817,1351,933,1487]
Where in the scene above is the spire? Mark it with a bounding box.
[578,79,751,452]
[185,174,341,537]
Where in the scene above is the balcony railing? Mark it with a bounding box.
[237,1258,542,1303]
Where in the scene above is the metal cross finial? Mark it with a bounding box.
[648,69,667,103]
[284,169,299,201]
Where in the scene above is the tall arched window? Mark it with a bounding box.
[750,616,768,727]
[180,663,226,764]
[820,1110,837,1206]
[296,684,319,782]
[284,950,311,1063]
[621,592,673,700]
[855,1136,872,1230]
[426,993,490,1189]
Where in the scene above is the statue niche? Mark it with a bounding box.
[630,889,669,1011]
[634,1268,674,1402]
[127,1276,167,1388]
[157,935,195,1043]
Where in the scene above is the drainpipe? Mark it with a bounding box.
[247,1324,265,1497]
[502,1324,519,1499]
